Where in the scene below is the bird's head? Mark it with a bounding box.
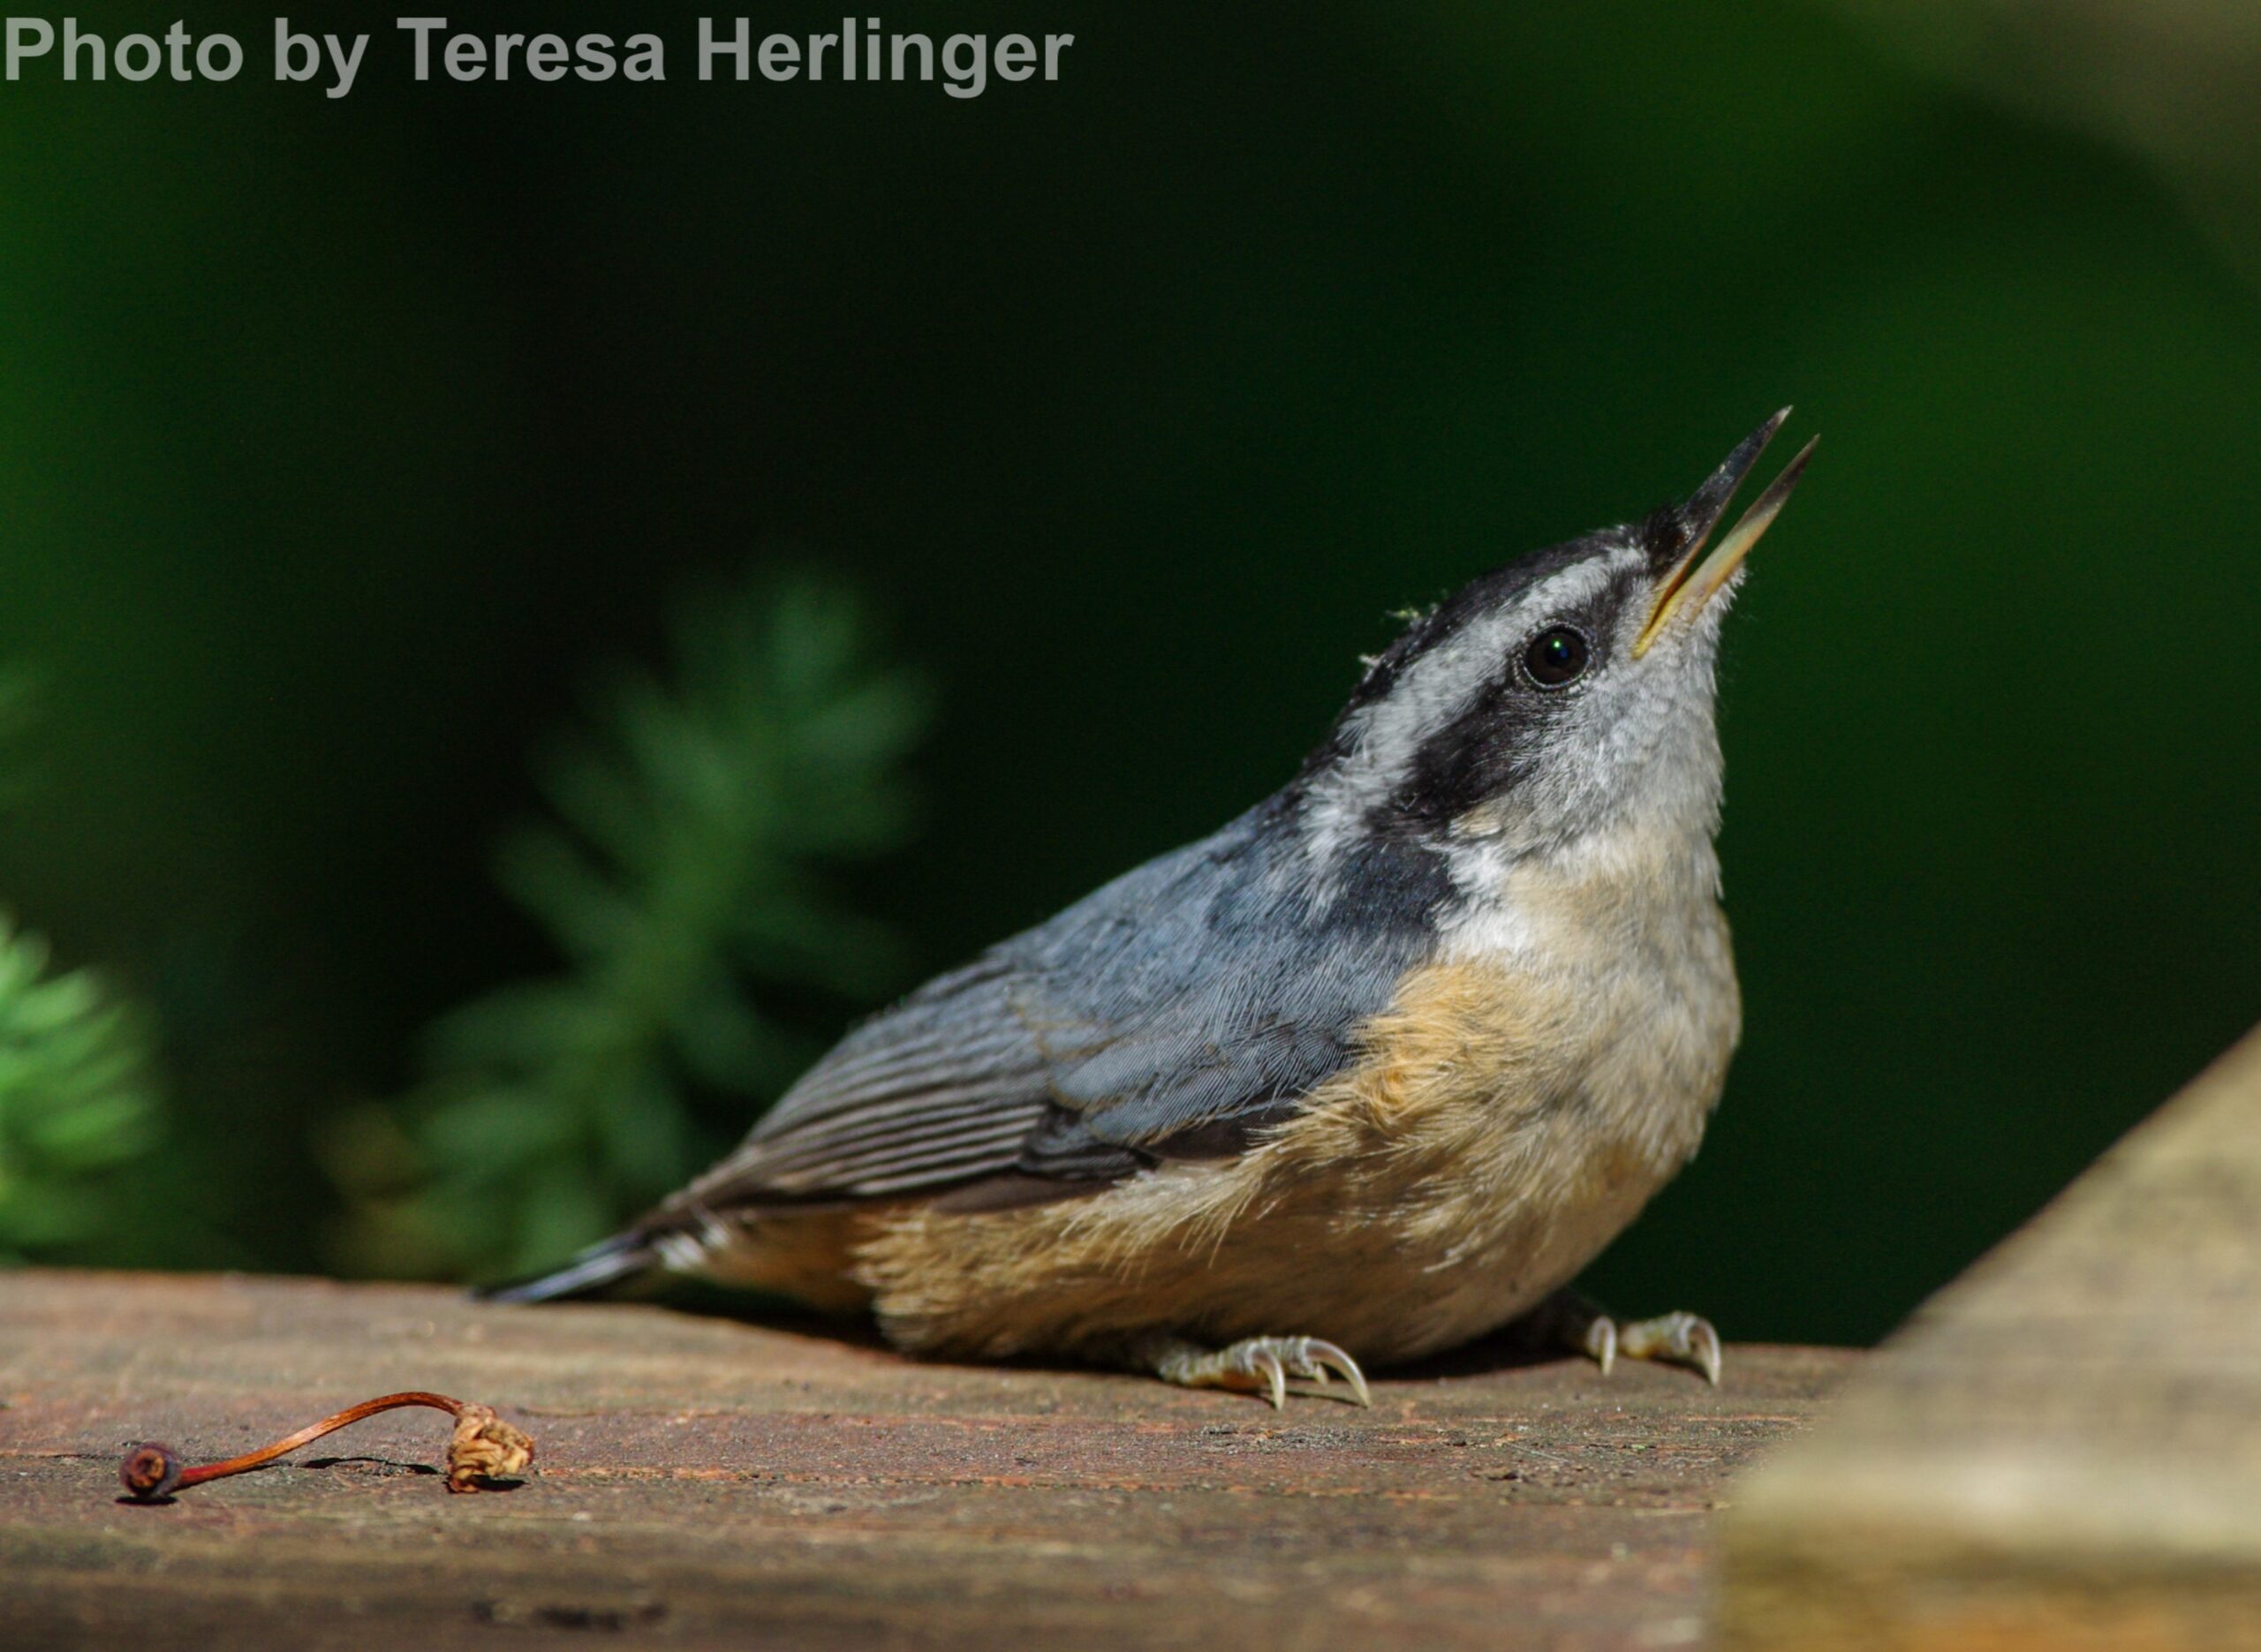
[1297,411,1815,879]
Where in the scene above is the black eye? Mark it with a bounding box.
[1522,624,1591,689]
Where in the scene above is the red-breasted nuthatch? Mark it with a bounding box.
[491,411,1817,1406]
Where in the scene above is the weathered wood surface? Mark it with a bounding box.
[1720,1022,2261,1651]
[0,1271,1848,1651]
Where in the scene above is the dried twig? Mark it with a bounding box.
[118,1391,533,1502]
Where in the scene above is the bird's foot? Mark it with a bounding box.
[1531,1289,1722,1385]
[1135,1332,1372,1408]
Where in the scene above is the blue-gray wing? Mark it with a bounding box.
[677,803,1448,1211]
[689,950,1056,1200]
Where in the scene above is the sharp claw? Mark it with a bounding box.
[1293,1346,1374,1410]
[1252,1348,1287,1409]
[1149,1335,1371,1407]
[1613,1312,1724,1384]
[1539,1293,1721,1384]
[1333,1357,1373,1408]
[1584,1316,1617,1378]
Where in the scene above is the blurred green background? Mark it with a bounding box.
[0,2,2256,1344]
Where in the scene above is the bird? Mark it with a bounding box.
[488,411,1816,1407]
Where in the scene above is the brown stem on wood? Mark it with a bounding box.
[118,1391,533,1502]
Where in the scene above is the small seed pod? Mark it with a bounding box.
[446,1403,535,1493]
[119,1443,185,1502]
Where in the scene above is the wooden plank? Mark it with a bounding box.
[1720,1023,2261,1651]
[0,1271,1847,1650]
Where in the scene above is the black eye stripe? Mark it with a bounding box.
[1522,624,1592,689]
[1380,619,1600,829]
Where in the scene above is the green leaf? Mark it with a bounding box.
[0,910,166,1265]
[330,571,928,1282]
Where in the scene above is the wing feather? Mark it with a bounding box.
[665,809,1449,1217]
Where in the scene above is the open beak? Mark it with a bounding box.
[1633,410,1819,658]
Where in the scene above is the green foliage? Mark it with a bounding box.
[329,577,929,1281]
[0,668,168,1266]
[0,915,164,1264]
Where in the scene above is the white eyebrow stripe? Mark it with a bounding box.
[1296,549,1638,882]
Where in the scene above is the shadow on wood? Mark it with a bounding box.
[0,1269,1848,1650]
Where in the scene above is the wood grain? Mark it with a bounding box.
[1720,1023,2261,1651]
[0,1271,1847,1650]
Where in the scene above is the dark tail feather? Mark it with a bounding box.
[477,1232,657,1305]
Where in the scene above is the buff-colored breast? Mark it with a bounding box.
[766,916,1734,1366]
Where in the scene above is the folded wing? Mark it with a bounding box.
[668,805,1448,1218]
